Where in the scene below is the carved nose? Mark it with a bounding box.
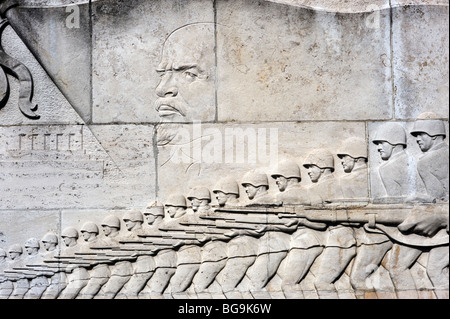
[156,74,178,98]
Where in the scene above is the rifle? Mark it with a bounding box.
[216,203,448,229]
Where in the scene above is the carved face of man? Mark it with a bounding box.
[155,24,215,122]
[340,155,356,173]
[25,246,38,256]
[376,141,395,161]
[307,165,322,183]
[165,205,178,218]
[124,219,140,231]
[243,184,259,200]
[102,226,117,237]
[81,231,95,242]
[414,132,435,153]
[62,236,75,247]
[144,213,157,225]
[215,191,228,206]
[8,251,20,260]
[274,176,288,192]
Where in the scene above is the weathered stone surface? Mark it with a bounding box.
[0,0,448,301]
[5,3,92,123]
[0,24,83,124]
[392,5,449,119]
[91,0,215,124]
[0,125,156,210]
[156,121,366,204]
[217,0,393,122]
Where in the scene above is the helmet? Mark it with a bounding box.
[80,222,99,234]
[241,170,269,187]
[101,215,121,229]
[271,160,301,180]
[187,187,211,201]
[303,149,335,171]
[24,238,40,248]
[410,113,446,138]
[337,137,368,159]
[61,227,79,239]
[8,244,23,254]
[164,194,187,208]
[372,123,407,146]
[42,232,58,244]
[212,177,240,196]
[123,210,144,223]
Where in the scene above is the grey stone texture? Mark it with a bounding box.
[0,0,448,300]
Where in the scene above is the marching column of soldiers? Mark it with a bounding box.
[0,116,448,299]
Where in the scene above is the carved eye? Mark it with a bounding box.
[184,71,198,80]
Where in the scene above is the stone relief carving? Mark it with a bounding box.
[0,0,448,300]
[0,15,39,119]
[0,121,448,299]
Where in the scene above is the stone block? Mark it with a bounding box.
[216,0,393,122]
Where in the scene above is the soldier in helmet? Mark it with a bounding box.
[6,244,29,299]
[139,201,179,299]
[271,159,309,205]
[23,238,49,299]
[383,114,449,299]
[410,113,449,202]
[371,123,423,298]
[77,222,111,299]
[95,215,133,299]
[272,161,327,298]
[187,187,213,214]
[58,227,89,299]
[165,188,210,297]
[302,149,356,298]
[238,172,291,298]
[336,137,369,201]
[0,248,13,299]
[117,211,157,299]
[372,122,415,201]
[241,170,276,205]
[334,138,394,298]
[406,113,449,297]
[303,148,344,205]
[212,177,240,207]
[40,233,67,299]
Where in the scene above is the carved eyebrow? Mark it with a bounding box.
[155,64,198,73]
[172,64,198,71]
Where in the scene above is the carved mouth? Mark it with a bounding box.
[157,104,181,117]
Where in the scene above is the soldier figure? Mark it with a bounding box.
[6,244,29,299]
[40,233,67,299]
[58,227,89,299]
[270,160,310,205]
[23,238,49,299]
[337,138,369,201]
[372,122,415,202]
[0,248,13,299]
[404,114,449,298]
[139,197,182,298]
[212,177,240,207]
[118,211,157,299]
[96,215,133,299]
[241,170,276,205]
[303,148,356,299]
[187,187,213,214]
[410,113,449,202]
[371,123,424,298]
[77,222,111,299]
